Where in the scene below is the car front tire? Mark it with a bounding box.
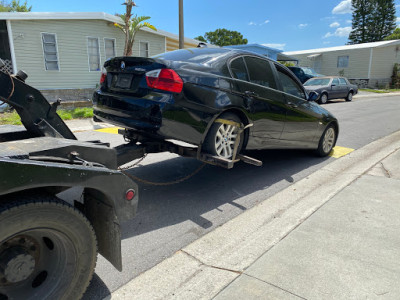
[318,93,328,104]
[346,91,353,101]
[316,124,336,157]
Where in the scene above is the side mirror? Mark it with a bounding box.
[308,91,319,102]
[331,84,336,87]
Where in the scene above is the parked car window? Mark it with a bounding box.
[339,78,347,85]
[304,78,331,86]
[244,56,276,89]
[277,69,306,99]
[230,57,249,81]
[332,78,339,85]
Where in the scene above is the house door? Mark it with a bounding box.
[0,20,13,73]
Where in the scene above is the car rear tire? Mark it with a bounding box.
[318,93,328,104]
[0,195,97,300]
[346,91,353,101]
[203,112,244,159]
[316,124,336,157]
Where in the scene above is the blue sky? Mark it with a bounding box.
[28,0,400,51]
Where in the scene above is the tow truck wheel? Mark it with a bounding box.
[0,196,97,300]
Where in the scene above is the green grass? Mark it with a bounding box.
[0,107,93,125]
[360,88,400,93]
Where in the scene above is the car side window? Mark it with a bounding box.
[276,69,306,99]
[339,78,347,85]
[332,78,339,85]
[244,56,277,89]
[230,57,249,81]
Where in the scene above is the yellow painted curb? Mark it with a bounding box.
[95,127,122,134]
[330,146,354,158]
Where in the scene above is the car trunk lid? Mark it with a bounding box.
[103,57,169,94]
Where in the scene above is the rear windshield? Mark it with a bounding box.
[302,68,319,76]
[152,48,230,64]
[304,78,331,86]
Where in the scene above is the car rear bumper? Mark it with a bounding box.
[93,90,210,145]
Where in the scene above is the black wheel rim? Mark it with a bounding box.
[0,229,76,300]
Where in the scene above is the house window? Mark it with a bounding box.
[104,38,116,60]
[41,33,59,71]
[88,37,100,71]
[337,56,349,68]
[140,41,149,57]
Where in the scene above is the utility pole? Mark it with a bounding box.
[179,0,184,49]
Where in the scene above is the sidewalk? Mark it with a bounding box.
[109,129,400,300]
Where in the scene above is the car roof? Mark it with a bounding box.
[153,47,276,64]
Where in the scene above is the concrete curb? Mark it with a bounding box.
[108,130,400,300]
[354,91,400,99]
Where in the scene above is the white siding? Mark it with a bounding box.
[10,19,124,89]
[370,46,400,80]
[293,49,371,79]
[131,30,165,57]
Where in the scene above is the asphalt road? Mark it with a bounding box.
[80,94,400,299]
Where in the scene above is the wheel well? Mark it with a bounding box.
[208,108,250,149]
[329,121,339,144]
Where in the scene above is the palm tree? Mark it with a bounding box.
[115,1,156,56]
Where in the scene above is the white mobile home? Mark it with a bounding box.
[0,12,200,102]
[283,40,400,88]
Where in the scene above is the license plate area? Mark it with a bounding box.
[115,74,133,89]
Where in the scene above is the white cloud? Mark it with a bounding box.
[261,43,286,50]
[397,17,400,23]
[324,26,352,38]
[298,23,309,29]
[323,41,332,45]
[249,20,270,26]
[330,22,340,28]
[332,0,352,14]
[346,20,352,24]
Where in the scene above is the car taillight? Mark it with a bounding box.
[145,69,183,93]
[100,68,107,85]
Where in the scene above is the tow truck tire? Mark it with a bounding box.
[203,112,244,159]
[0,195,97,300]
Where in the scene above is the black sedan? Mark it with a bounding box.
[93,48,339,159]
[304,76,358,104]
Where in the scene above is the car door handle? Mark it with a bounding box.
[244,91,258,97]
[287,102,298,108]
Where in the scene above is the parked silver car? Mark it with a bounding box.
[304,76,358,104]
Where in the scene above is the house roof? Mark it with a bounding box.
[0,12,122,23]
[283,40,400,55]
[0,12,204,45]
[224,44,283,53]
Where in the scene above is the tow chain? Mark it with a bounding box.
[119,117,251,186]
[118,153,148,171]
[0,68,15,104]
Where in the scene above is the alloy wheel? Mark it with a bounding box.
[322,127,335,154]
[215,123,238,158]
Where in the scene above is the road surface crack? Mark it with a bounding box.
[181,250,242,274]
[380,162,392,178]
